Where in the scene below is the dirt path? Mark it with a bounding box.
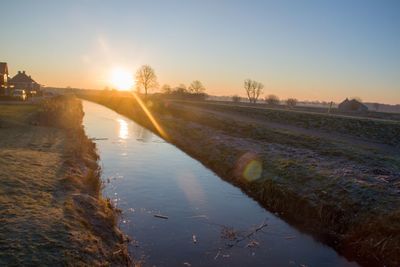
[172,102,399,156]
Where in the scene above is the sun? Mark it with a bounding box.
[110,68,134,91]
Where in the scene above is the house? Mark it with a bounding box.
[0,62,8,95]
[9,70,41,94]
[338,98,368,112]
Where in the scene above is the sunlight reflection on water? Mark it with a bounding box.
[117,118,129,139]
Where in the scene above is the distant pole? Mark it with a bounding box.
[328,101,333,114]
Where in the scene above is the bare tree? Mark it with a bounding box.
[265,94,280,105]
[244,79,264,103]
[135,65,158,95]
[188,80,206,93]
[286,98,298,108]
[161,84,172,94]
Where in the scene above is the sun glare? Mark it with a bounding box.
[110,68,134,91]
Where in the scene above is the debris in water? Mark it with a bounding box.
[221,226,238,241]
[192,234,197,244]
[183,262,191,266]
[154,214,168,219]
[220,219,268,247]
[246,240,259,248]
[214,250,221,260]
[112,249,122,255]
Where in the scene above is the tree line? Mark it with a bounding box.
[135,65,206,99]
[134,65,297,107]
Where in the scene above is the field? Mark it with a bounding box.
[81,91,400,266]
[204,99,400,121]
[0,97,130,266]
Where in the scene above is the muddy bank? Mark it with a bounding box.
[0,96,130,266]
[80,91,399,267]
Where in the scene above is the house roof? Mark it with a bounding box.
[0,62,8,75]
[9,71,37,84]
[339,98,368,110]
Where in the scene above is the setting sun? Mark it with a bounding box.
[110,68,134,91]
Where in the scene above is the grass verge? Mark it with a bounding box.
[0,96,130,266]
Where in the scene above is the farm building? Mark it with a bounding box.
[9,70,41,94]
[338,98,368,112]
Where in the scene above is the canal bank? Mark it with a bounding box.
[82,99,360,266]
[0,96,130,266]
[80,91,400,267]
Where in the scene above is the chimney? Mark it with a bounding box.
[18,71,21,74]
[23,71,25,74]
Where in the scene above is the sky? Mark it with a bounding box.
[1,0,399,104]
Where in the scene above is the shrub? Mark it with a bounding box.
[265,94,280,105]
[286,98,298,108]
[232,95,241,103]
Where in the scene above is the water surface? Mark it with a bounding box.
[82,100,358,267]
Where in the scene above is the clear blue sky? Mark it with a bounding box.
[1,0,399,104]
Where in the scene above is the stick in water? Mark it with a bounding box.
[154,214,168,219]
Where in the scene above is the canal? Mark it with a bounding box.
[82,100,358,267]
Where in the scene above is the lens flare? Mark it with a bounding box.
[243,159,262,181]
[234,152,263,182]
[131,93,169,140]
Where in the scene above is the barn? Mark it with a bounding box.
[338,98,368,112]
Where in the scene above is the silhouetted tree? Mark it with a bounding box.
[178,84,187,90]
[172,84,186,94]
[265,94,279,105]
[135,65,158,95]
[286,98,298,108]
[188,80,206,93]
[244,79,263,103]
[161,84,172,94]
[232,95,241,103]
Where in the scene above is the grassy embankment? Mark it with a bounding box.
[0,96,130,266]
[80,91,400,267]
